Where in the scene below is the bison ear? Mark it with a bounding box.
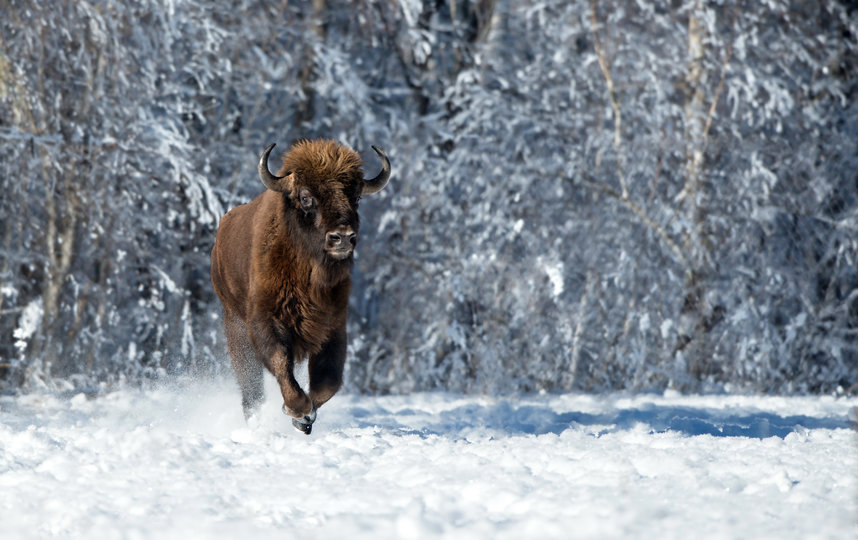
[258,143,292,192]
[361,145,391,195]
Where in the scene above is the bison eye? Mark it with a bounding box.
[298,189,315,211]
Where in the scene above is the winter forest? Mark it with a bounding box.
[1,0,856,396]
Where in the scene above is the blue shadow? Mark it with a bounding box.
[342,398,854,440]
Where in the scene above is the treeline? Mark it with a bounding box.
[0,1,856,394]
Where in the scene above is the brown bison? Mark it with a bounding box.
[210,139,390,434]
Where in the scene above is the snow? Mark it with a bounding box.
[539,257,565,298]
[0,378,855,539]
[13,299,42,354]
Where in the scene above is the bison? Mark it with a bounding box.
[210,139,390,434]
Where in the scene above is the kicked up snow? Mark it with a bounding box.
[0,378,855,539]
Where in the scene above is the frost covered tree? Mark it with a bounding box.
[347,0,858,394]
[0,1,226,387]
[1,0,856,395]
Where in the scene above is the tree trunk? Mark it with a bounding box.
[676,1,717,386]
[41,173,78,375]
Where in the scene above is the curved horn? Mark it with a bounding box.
[258,143,287,192]
[362,145,391,195]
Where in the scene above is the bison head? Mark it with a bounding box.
[257,139,390,262]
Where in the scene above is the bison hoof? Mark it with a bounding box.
[292,418,313,435]
[284,404,317,435]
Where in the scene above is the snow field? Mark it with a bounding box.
[0,378,855,539]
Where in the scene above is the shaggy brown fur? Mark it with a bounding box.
[211,139,390,429]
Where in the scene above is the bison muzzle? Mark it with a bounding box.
[211,139,391,434]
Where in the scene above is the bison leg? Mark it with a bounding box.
[224,314,264,420]
[246,318,314,420]
[308,329,347,410]
[272,349,314,419]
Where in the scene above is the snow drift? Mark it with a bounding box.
[1,378,855,539]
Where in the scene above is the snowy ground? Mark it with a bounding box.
[0,377,855,539]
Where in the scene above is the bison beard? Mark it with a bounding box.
[210,139,390,434]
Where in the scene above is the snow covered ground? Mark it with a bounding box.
[0,377,855,539]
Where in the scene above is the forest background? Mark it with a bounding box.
[1,0,856,396]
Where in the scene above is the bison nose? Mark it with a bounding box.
[326,230,357,249]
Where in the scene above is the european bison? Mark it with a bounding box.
[211,139,390,434]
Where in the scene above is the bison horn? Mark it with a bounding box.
[362,146,391,195]
[258,143,288,192]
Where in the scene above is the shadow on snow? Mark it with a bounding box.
[343,399,853,440]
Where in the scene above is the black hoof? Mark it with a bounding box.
[284,404,317,435]
[292,418,313,435]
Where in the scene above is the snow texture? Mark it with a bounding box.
[1,378,855,539]
[12,300,42,354]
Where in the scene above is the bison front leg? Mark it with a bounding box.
[308,329,347,411]
[247,319,313,428]
[273,349,315,430]
[285,330,345,436]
